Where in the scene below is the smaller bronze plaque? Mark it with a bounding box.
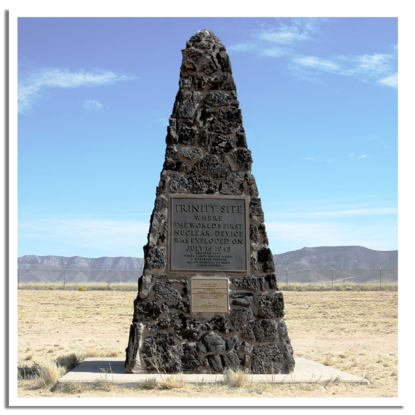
[191,277,229,313]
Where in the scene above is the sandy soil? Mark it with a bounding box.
[17,290,398,399]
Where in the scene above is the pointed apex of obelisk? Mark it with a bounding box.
[186,29,225,49]
[181,29,232,76]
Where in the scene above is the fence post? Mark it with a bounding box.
[63,266,66,290]
[18,267,20,290]
[332,268,334,290]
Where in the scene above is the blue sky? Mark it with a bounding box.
[17,17,398,257]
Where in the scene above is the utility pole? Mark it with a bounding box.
[63,266,66,290]
[18,267,20,290]
[286,268,288,289]
[108,268,111,290]
[332,268,334,290]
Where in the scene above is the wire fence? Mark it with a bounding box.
[16,267,398,290]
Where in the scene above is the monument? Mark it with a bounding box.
[125,29,295,374]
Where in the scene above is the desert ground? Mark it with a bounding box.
[17,290,398,399]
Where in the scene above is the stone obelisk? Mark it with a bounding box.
[125,29,295,374]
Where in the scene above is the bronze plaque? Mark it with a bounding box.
[169,195,250,273]
[191,277,229,313]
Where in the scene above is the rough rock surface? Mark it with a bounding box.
[125,29,294,374]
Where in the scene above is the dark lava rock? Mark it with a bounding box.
[148,211,165,246]
[236,340,253,355]
[163,147,189,172]
[168,172,189,193]
[196,332,226,354]
[178,146,203,161]
[176,119,198,146]
[211,134,235,154]
[154,195,168,211]
[154,281,182,302]
[226,335,239,351]
[220,172,245,195]
[265,274,279,290]
[133,297,162,321]
[278,319,295,372]
[228,148,253,172]
[207,354,223,372]
[251,344,283,374]
[257,247,275,272]
[170,300,190,314]
[254,292,284,319]
[250,198,265,223]
[230,290,254,308]
[232,275,258,292]
[192,154,227,179]
[144,247,166,270]
[176,91,203,118]
[221,350,241,371]
[242,319,279,343]
[210,106,243,134]
[170,313,200,341]
[235,128,247,148]
[188,172,219,194]
[181,343,202,372]
[138,275,154,299]
[205,73,236,91]
[229,307,254,330]
[205,91,235,107]
[142,332,182,373]
[181,47,218,76]
[205,314,233,335]
[125,322,143,372]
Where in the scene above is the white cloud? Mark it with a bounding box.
[257,31,310,45]
[259,48,285,57]
[83,99,103,112]
[291,51,397,88]
[303,157,315,160]
[379,73,398,88]
[19,68,133,113]
[257,17,327,45]
[292,56,346,74]
[227,43,256,52]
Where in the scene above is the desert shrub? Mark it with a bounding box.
[36,359,66,389]
[159,374,185,389]
[140,378,159,390]
[223,369,249,388]
[79,286,86,291]
[55,353,86,371]
[57,381,83,394]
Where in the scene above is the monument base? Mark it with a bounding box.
[58,357,369,387]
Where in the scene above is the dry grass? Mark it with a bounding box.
[140,378,159,390]
[223,369,250,388]
[17,290,398,398]
[159,374,186,390]
[36,359,67,389]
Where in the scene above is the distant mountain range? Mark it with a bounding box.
[273,246,398,270]
[18,246,398,284]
